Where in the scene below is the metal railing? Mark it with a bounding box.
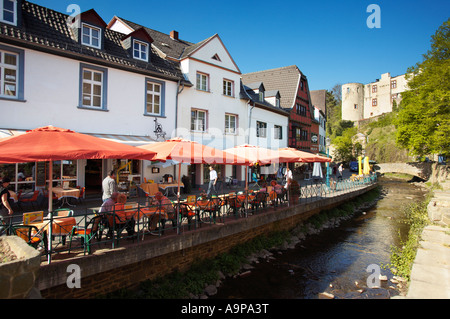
[4,174,377,264]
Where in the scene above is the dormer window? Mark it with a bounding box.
[1,0,17,25]
[82,23,101,49]
[133,40,149,61]
[259,92,264,101]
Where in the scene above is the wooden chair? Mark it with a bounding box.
[77,187,85,204]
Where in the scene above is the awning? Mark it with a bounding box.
[0,129,27,138]
[86,133,157,147]
[1,129,157,147]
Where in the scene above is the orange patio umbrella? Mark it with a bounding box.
[224,145,302,205]
[224,144,287,166]
[0,126,156,164]
[278,148,331,163]
[138,138,242,164]
[0,125,157,263]
[138,138,246,233]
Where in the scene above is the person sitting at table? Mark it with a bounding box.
[269,180,283,205]
[104,193,135,237]
[150,192,175,232]
[99,192,118,214]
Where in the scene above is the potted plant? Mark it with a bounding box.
[288,179,300,204]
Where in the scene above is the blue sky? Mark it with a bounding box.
[32,0,449,91]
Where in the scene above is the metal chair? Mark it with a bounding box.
[251,192,268,212]
[68,215,103,254]
[11,225,48,253]
[19,190,40,210]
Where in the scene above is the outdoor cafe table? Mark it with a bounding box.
[29,216,76,245]
[118,206,169,221]
[158,182,184,196]
[52,187,80,208]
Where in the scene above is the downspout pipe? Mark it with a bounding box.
[174,79,185,179]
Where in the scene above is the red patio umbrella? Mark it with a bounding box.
[0,126,157,163]
[138,138,241,164]
[0,126,157,263]
[278,148,331,163]
[138,138,247,233]
[224,145,304,209]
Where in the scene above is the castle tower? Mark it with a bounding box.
[342,83,364,122]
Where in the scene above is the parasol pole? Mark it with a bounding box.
[286,163,290,207]
[245,166,248,217]
[47,160,53,264]
[177,163,181,235]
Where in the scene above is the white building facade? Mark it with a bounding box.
[0,1,184,195]
[342,72,409,122]
[1,1,291,195]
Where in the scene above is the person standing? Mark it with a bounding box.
[102,170,118,202]
[338,163,344,180]
[207,166,218,197]
[0,177,14,236]
[284,167,293,189]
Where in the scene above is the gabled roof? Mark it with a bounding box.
[310,90,327,116]
[0,1,185,82]
[110,16,193,60]
[241,82,289,117]
[242,65,303,110]
[80,8,107,28]
[245,82,265,92]
[265,90,281,98]
[121,27,154,44]
[109,17,241,73]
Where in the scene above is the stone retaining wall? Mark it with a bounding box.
[0,236,41,299]
[38,184,377,299]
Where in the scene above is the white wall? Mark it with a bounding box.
[0,46,178,138]
[177,43,246,151]
[248,106,288,150]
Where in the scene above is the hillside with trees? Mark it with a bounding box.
[327,19,449,164]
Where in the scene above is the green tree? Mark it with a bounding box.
[395,19,450,157]
[333,127,358,163]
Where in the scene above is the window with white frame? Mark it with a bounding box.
[391,80,397,89]
[225,114,237,134]
[223,79,234,97]
[0,49,18,98]
[146,81,161,115]
[1,0,16,25]
[81,67,105,108]
[191,109,206,132]
[82,23,101,49]
[256,121,267,138]
[133,40,149,61]
[196,72,209,91]
[274,125,282,139]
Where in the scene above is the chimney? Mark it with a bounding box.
[170,30,179,40]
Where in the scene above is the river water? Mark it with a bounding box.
[212,178,427,299]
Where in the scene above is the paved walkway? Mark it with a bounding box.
[406,225,450,299]
[404,180,450,299]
